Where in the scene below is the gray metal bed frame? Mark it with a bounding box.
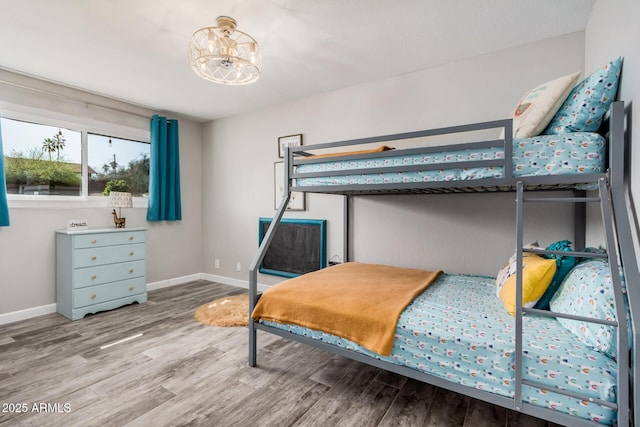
[249,101,639,426]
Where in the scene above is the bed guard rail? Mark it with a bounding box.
[286,116,613,194]
[288,118,516,192]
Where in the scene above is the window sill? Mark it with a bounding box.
[7,196,148,209]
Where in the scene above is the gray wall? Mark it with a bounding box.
[584,0,640,250]
[202,32,587,283]
[0,72,203,316]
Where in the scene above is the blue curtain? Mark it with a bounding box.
[0,120,9,227]
[147,115,181,221]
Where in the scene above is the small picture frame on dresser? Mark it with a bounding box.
[66,219,89,232]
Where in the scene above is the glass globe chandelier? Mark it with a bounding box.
[188,16,261,85]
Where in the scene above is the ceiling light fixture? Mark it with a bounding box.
[187,16,261,85]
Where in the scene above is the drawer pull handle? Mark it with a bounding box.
[129,287,134,292]
[91,239,97,244]
[130,252,134,256]
[129,269,134,274]
[91,294,97,299]
[92,256,97,261]
[129,236,134,241]
[91,275,97,280]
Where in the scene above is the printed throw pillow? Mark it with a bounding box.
[496,247,556,316]
[533,240,577,310]
[544,57,623,134]
[507,71,581,138]
[550,259,620,358]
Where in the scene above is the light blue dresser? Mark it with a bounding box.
[55,227,147,320]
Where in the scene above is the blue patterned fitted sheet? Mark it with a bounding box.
[262,273,617,425]
[295,133,605,187]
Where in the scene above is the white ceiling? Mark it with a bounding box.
[0,0,596,123]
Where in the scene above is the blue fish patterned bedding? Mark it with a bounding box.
[262,273,617,425]
[294,133,605,187]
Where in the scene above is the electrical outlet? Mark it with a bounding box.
[214,259,220,269]
[236,261,241,272]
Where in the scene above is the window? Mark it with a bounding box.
[1,118,81,196]
[88,134,150,197]
[1,116,150,198]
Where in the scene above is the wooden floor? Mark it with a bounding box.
[0,281,563,427]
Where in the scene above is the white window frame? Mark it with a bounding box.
[1,109,150,209]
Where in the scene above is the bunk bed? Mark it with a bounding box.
[248,100,638,426]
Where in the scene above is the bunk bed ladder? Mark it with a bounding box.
[515,179,630,426]
[608,99,640,427]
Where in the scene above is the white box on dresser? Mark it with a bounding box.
[55,227,147,320]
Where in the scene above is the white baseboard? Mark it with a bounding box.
[0,273,271,325]
[0,303,57,325]
[200,273,271,292]
[146,273,202,291]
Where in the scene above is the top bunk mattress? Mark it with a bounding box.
[294,132,605,190]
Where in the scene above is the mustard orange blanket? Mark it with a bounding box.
[251,262,442,356]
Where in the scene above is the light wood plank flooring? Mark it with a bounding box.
[0,281,562,427]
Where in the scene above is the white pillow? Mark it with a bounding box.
[507,71,581,138]
[495,241,540,293]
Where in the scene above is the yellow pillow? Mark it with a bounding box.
[496,254,556,316]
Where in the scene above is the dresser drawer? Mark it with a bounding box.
[73,243,145,268]
[72,260,145,289]
[73,231,145,249]
[74,277,146,308]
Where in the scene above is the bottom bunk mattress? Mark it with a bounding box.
[294,132,605,188]
[257,272,618,425]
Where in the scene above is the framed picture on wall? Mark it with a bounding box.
[274,162,305,211]
[278,133,302,158]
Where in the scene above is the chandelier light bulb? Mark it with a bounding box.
[207,30,215,54]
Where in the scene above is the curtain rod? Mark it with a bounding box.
[0,78,153,120]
